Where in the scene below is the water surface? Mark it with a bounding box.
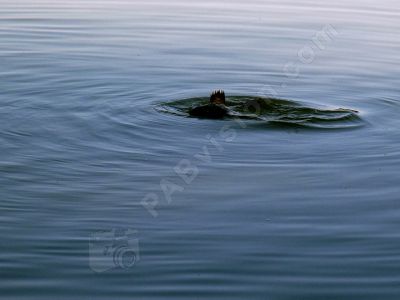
[1,0,400,299]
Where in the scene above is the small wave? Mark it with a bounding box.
[156,95,364,129]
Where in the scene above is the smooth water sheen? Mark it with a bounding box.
[1,0,400,299]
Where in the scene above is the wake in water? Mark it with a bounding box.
[157,94,363,129]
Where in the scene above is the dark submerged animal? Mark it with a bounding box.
[188,90,229,118]
[187,90,359,123]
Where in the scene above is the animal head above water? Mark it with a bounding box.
[156,94,364,130]
[210,89,225,105]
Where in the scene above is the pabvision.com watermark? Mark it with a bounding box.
[258,24,339,98]
[88,23,339,273]
[89,228,140,273]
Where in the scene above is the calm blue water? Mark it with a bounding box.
[1,0,400,298]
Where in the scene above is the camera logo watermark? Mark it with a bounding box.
[88,23,339,271]
[89,228,140,273]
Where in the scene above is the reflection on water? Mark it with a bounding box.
[1,0,400,299]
